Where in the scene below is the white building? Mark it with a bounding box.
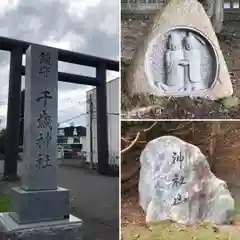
[86,78,119,166]
[80,136,87,152]
[57,126,86,155]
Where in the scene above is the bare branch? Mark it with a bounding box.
[121,122,158,154]
[143,121,158,132]
[121,132,141,154]
[121,137,147,144]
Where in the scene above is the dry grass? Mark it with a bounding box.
[122,222,239,240]
[121,92,240,119]
[121,200,240,240]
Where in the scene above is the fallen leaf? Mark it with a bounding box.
[212,225,219,233]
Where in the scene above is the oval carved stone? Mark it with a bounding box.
[126,0,233,100]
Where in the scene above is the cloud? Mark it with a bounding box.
[0,0,119,129]
[0,0,20,18]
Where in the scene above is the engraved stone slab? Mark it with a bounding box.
[145,27,219,96]
[0,213,83,240]
[22,44,58,191]
[126,0,233,100]
[9,187,69,224]
[139,136,235,224]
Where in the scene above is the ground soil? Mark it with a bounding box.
[121,188,240,240]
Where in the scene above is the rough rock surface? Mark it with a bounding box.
[139,135,235,224]
[126,0,233,100]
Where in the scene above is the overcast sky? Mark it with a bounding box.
[0,0,119,130]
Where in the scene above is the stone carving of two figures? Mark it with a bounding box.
[164,31,205,92]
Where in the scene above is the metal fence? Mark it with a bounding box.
[226,0,240,8]
[121,0,240,12]
[121,0,240,28]
[224,1,240,21]
[121,0,166,11]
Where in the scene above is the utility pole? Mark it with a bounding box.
[89,95,94,169]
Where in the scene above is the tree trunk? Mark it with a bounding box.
[209,121,221,174]
[202,0,224,33]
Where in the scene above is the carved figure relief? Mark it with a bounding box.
[146,27,218,97]
[184,32,206,91]
[165,31,207,92]
[165,32,185,91]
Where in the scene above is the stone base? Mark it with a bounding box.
[0,213,83,240]
[10,187,69,224]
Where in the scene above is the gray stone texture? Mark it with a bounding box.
[145,28,219,96]
[126,0,233,100]
[139,135,235,225]
[9,187,69,224]
[0,213,83,240]
[0,44,85,239]
[22,44,58,191]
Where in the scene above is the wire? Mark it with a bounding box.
[58,112,88,124]
[58,111,119,125]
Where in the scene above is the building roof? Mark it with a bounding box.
[58,126,86,137]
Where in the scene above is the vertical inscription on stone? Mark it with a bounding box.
[38,52,51,77]
[171,151,187,206]
[22,44,58,191]
[172,151,184,169]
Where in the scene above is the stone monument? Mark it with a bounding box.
[139,135,234,224]
[0,44,83,239]
[126,0,233,100]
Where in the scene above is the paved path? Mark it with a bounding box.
[0,161,119,240]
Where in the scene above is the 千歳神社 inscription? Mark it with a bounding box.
[37,110,52,130]
[145,27,219,97]
[36,90,53,108]
[35,51,55,175]
[22,44,58,191]
[36,89,53,170]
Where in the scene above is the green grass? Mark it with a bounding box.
[0,194,10,212]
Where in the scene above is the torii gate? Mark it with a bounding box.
[0,36,119,179]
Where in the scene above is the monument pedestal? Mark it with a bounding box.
[0,213,83,240]
[10,187,69,224]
